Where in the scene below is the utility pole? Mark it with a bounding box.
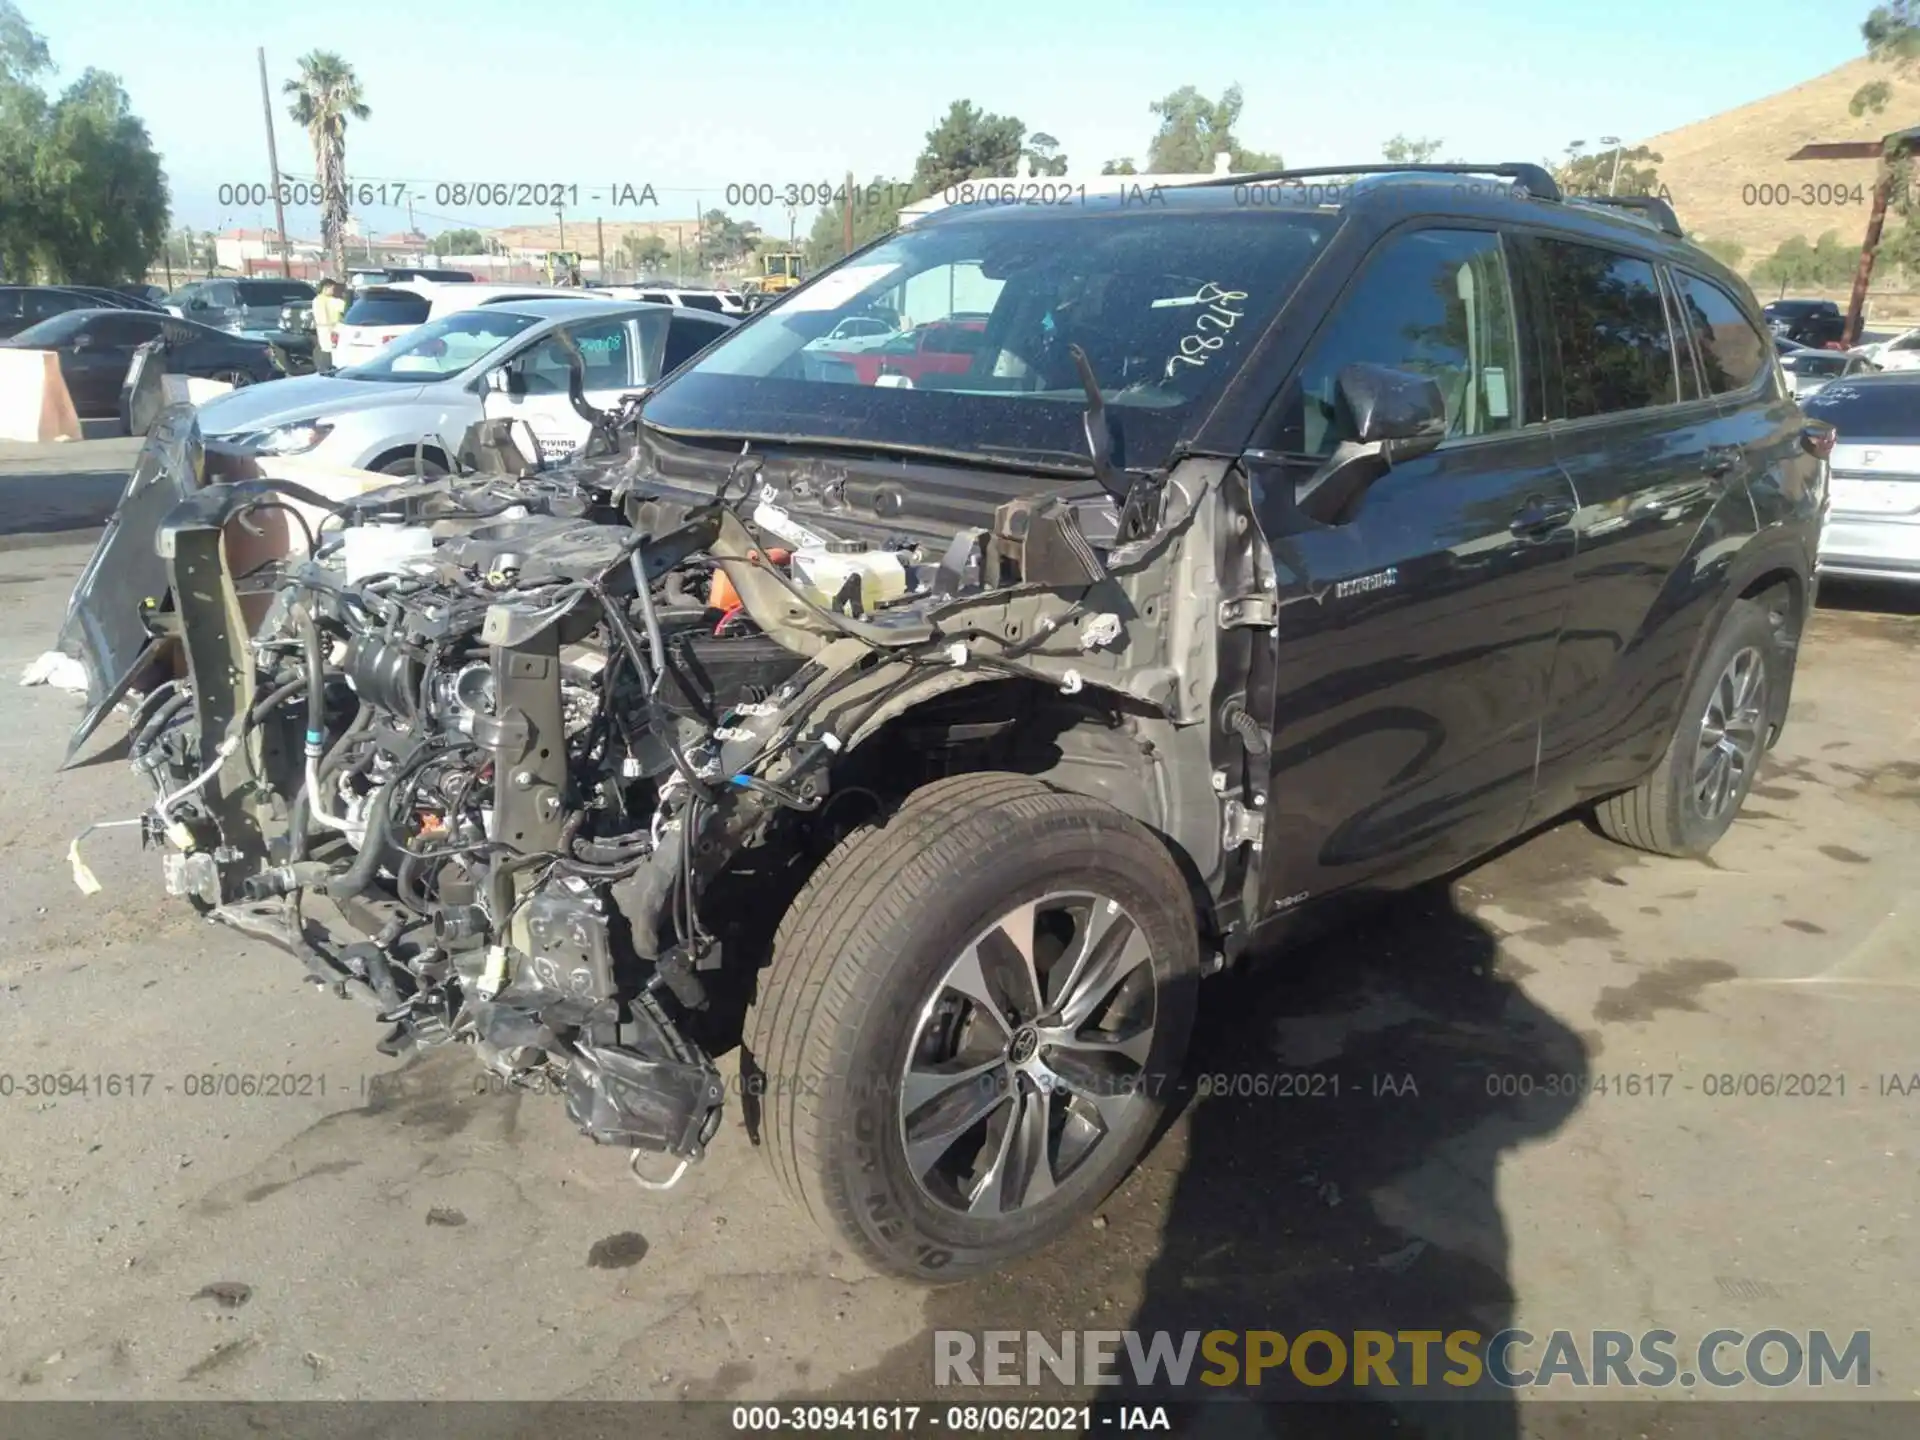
[256,48,292,278]
[843,170,854,257]
[1601,135,1624,195]
[596,215,606,284]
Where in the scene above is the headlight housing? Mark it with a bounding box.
[247,421,334,455]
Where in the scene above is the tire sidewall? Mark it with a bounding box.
[819,810,1198,1281]
[1663,601,1774,852]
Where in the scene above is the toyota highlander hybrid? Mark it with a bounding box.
[57,163,1825,1282]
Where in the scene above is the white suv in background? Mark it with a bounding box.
[597,284,747,316]
[329,282,590,367]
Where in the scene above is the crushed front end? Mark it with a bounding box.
[73,413,1257,1186]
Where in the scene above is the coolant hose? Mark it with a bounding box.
[322,779,394,902]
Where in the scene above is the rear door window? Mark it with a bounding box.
[343,289,432,326]
[238,281,315,306]
[91,314,167,345]
[1671,273,1768,396]
[1277,227,1522,457]
[1532,239,1679,417]
[678,293,725,313]
[25,289,87,321]
[659,314,732,376]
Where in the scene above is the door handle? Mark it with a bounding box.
[1509,496,1574,538]
[1701,447,1738,479]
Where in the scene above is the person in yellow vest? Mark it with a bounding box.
[312,279,347,373]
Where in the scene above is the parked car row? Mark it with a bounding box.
[195,293,736,475]
[0,308,286,417]
[0,284,169,338]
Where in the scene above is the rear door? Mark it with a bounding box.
[1249,224,1580,902]
[65,313,166,413]
[1524,239,1753,809]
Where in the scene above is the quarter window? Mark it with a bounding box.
[1533,240,1678,417]
[1279,228,1520,457]
[1672,274,1767,395]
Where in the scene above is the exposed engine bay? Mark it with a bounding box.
[74,401,1262,1186]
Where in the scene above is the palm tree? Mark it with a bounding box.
[282,51,370,279]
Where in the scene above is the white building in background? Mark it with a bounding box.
[214,229,322,270]
[895,151,1249,228]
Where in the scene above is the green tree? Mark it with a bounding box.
[283,51,370,279]
[1101,157,1138,176]
[1751,231,1861,291]
[618,230,670,274]
[1382,134,1445,164]
[1557,144,1666,198]
[1697,236,1746,271]
[0,4,166,283]
[1023,130,1069,177]
[1851,0,1920,115]
[430,226,483,255]
[1143,84,1281,173]
[697,207,758,272]
[912,100,1026,191]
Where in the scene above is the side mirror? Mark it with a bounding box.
[1285,364,1449,527]
[70,331,91,351]
[485,367,524,396]
[1340,362,1448,460]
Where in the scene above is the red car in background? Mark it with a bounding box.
[816,317,988,385]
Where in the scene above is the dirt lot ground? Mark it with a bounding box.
[0,474,1915,1436]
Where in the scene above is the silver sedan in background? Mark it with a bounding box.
[1800,371,1920,585]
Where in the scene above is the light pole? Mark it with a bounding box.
[1601,135,1624,195]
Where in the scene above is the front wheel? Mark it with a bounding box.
[745,773,1199,1281]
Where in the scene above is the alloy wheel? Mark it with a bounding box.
[898,891,1159,1219]
[1693,646,1767,822]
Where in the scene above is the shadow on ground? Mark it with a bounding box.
[783,882,1590,1438]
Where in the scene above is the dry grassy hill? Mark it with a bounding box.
[1648,56,1920,264]
[485,218,707,257]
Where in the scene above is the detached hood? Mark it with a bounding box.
[56,406,205,764]
[195,374,431,436]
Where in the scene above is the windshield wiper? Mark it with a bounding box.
[1067,344,1162,539]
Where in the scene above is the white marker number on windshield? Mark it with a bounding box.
[1165,282,1249,377]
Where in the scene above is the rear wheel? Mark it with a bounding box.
[745,773,1199,1281]
[1595,598,1775,857]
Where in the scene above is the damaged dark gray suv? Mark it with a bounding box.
[59,163,1826,1281]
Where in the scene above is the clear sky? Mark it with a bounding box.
[22,0,1878,240]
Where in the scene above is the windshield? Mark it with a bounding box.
[641,209,1333,471]
[336,308,542,382]
[1801,380,1920,440]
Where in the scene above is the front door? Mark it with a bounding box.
[1247,225,1579,912]
[483,316,642,464]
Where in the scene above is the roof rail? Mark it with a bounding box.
[1568,193,1684,238]
[1194,162,1563,202]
